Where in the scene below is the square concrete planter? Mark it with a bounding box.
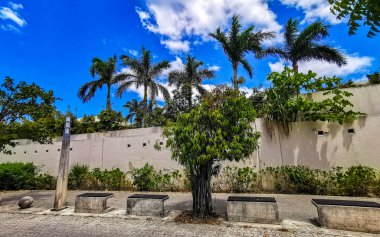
[312,199,380,233]
[227,196,280,223]
[126,194,169,216]
[75,192,114,213]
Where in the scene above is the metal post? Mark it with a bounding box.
[53,115,71,210]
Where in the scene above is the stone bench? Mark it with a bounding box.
[227,196,280,223]
[127,194,169,216]
[75,192,114,213]
[312,199,380,233]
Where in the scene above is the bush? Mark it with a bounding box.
[68,164,90,189]
[130,163,184,191]
[68,164,132,191]
[336,165,376,196]
[221,166,257,193]
[35,174,56,190]
[0,162,38,190]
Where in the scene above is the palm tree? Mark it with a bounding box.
[116,47,171,125]
[271,18,347,72]
[168,54,215,109]
[209,14,274,91]
[78,55,118,110]
[123,99,144,127]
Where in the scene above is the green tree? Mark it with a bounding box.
[255,68,365,136]
[209,15,274,91]
[168,54,215,110]
[329,0,380,37]
[97,109,125,132]
[116,48,171,126]
[78,55,119,110]
[367,72,380,84]
[123,99,144,127]
[0,77,58,153]
[163,88,260,217]
[270,19,346,72]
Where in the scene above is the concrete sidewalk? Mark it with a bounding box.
[1,190,379,222]
[1,191,379,236]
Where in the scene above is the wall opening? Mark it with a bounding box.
[348,128,355,134]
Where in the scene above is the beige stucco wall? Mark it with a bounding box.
[0,85,379,174]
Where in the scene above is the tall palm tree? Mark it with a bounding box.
[78,55,118,110]
[271,18,347,72]
[209,14,274,91]
[168,54,215,109]
[123,99,144,127]
[116,47,171,125]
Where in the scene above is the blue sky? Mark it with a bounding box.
[0,0,379,117]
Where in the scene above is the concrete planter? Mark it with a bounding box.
[75,192,114,213]
[312,199,380,233]
[227,196,280,223]
[126,194,169,216]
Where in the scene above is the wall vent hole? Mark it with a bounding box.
[159,142,163,145]
[317,131,324,136]
[143,143,147,147]
[127,144,131,147]
[348,128,355,134]
[46,150,49,152]
[57,149,60,152]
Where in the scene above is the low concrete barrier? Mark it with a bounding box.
[312,199,380,233]
[126,194,169,216]
[75,192,114,213]
[227,196,280,223]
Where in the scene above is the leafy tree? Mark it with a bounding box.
[97,109,125,132]
[367,72,380,84]
[0,77,58,153]
[116,48,171,126]
[78,55,119,110]
[329,0,380,37]
[163,89,195,122]
[209,14,274,90]
[168,54,215,109]
[270,19,346,72]
[163,88,260,217]
[123,99,144,127]
[255,68,365,136]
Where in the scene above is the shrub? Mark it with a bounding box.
[336,165,376,196]
[129,163,184,191]
[130,163,158,191]
[68,164,90,190]
[0,162,38,190]
[221,166,257,193]
[35,174,56,190]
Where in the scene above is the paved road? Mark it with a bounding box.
[0,213,375,237]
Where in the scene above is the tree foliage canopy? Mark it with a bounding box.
[251,68,365,136]
[329,0,380,37]
[269,19,347,72]
[0,77,59,153]
[164,88,260,217]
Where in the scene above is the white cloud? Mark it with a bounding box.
[9,2,23,10]
[208,65,220,71]
[279,0,341,24]
[128,49,138,56]
[136,0,282,53]
[0,23,19,32]
[0,4,26,30]
[161,39,190,53]
[162,56,185,76]
[102,38,107,45]
[268,54,373,77]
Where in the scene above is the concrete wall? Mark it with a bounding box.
[1,85,379,174]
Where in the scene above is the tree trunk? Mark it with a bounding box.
[292,61,299,73]
[142,85,148,127]
[190,161,214,218]
[106,85,111,110]
[232,62,238,91]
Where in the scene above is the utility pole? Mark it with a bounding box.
[53,115,71,210]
